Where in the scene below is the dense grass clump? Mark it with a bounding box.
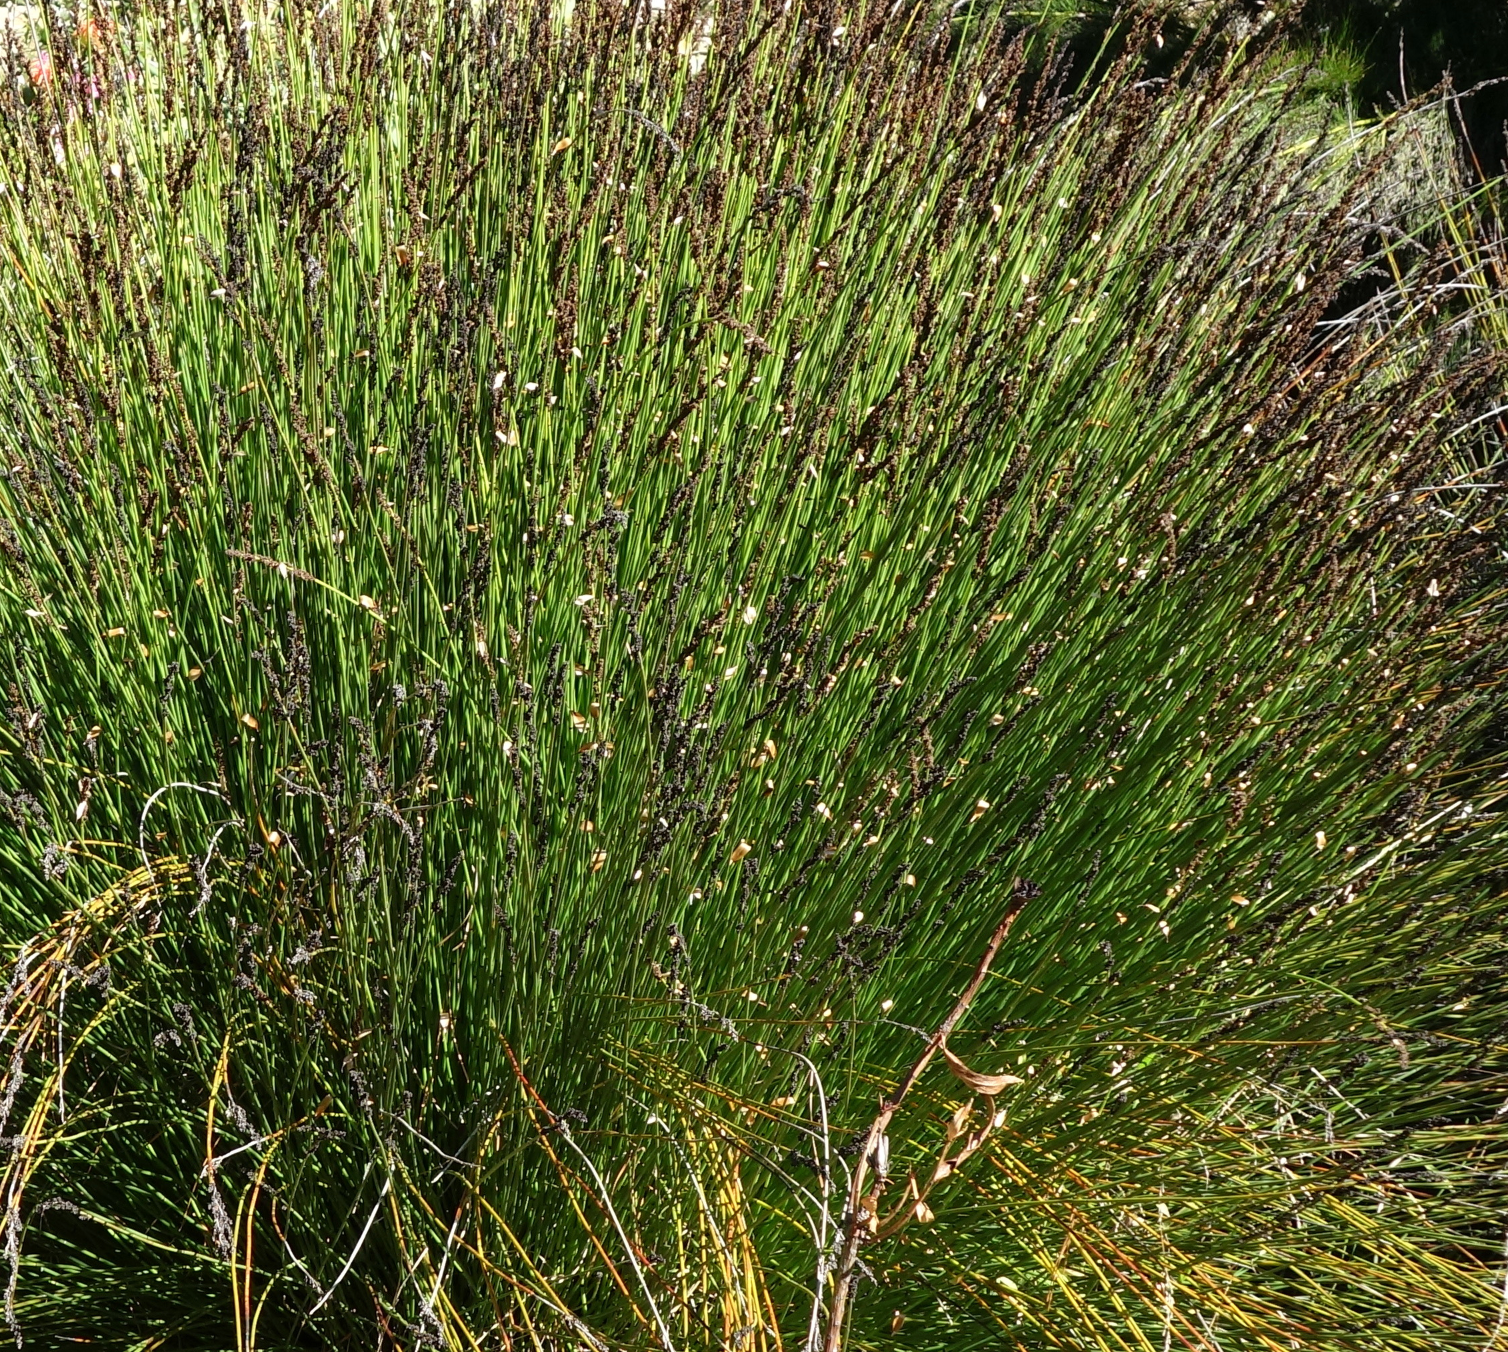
[0,3,1504,1349]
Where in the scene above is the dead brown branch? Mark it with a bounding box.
[818,881,1033,1352]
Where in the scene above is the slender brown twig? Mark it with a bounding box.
[819,883,1032,1352]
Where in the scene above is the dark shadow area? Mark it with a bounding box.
[1303,0,1508,171]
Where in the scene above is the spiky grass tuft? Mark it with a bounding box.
[0,3,1504,1349]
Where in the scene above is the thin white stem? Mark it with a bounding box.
[757,1045,833,1352]
[430,1202,466,1307]
[55,963,65,1124]
[1488,1222,1508,1351]
[550,1123,677,1352]
[309,1177,392,1315]
[191,818,243,918]
[627,1095,754,1331]
[137,781,231,878]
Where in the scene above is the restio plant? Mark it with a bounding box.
[0,3,1504,1350]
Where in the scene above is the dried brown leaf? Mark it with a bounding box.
[941,1044,1023,1097]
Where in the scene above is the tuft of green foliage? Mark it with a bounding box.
[0,4,1504,1350]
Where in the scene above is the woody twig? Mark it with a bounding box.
[817,881,1034,1352]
